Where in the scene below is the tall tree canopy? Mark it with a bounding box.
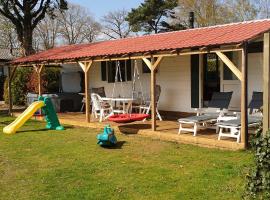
[176,0,257,27]
[58,4,101,45]
[102,9,132,39]
[126,0,178,34]
[0,0,68,55]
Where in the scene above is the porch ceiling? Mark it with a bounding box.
[12,19,270,66]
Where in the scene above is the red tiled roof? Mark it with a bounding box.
[13,19,270,65]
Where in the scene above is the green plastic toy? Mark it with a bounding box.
[97,125,117,146]
[38,96,64,130]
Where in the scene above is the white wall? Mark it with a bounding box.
[62,56,192,112]
[157,56,191,112]
[61,52,263,113]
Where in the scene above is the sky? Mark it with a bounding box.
[68,0,144,19]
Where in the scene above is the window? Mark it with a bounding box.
[203,53,220,102]
[108,61,116,83]
[101,61,107,81]
[223,52,238,80]
[101,60,132,83]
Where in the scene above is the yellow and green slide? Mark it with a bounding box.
[3,96,64,134]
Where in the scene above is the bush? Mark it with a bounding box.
[4,68,32,105]
[245,126,270,199]
[26,67,60,94]
[43,67,61,93]
[4,67,61,106]
[0,75,6,100]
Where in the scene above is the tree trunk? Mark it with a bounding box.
[22,25,35,56]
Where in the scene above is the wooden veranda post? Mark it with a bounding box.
[216,50,248,147]
[150,58,157,131]
[33,64,44,96]
[78,61,93,123]
[7,66,17,116]
[263,32,270,135]
[142,56,163,131]
[241,43,248,147]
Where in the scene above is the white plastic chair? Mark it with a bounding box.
[91,93,112,122]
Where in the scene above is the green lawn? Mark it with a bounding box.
[0,115,253,200]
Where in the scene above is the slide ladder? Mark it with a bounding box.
[3,97,64,134]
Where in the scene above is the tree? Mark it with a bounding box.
[35,14,61,50]
[0,0,68,55]
[225,0,257,22]
[176,0,257,28]
[126,0,178,34]
[58,4,101,45]
[255,0,270,18]
[0,15,19,50]
[83,17,101,43]
[102,9,132,39]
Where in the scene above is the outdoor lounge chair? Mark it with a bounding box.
[217,91,263,143]
[178,92,233,136]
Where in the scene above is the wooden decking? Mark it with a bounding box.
[57,112,245,151]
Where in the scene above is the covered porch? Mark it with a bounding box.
[55,112,245,150]
[8,20,270,150]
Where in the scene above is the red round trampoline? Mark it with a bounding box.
[108,114,149,123]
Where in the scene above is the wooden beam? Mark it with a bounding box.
[241,44,248,148]
[78,61,92,73]
[152,56,163,71]
[7,67,16,116]
[142,57,152,70]
[216,51,242,81]
[33,64,44,96]
[150,57,157,131]
[10,66,17,81]
[263,33,270,134]
[78,61,93,123]
[142,56,163,71]
[142,56,163,131]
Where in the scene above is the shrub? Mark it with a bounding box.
[4,68,32,105]
[26,67,60,94]
[245,126,270,199]
[4,67,61,106]
[43,67,61,93]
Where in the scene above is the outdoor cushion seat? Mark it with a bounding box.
[217,116,262,143]
[178,114,219,123]
[178,92,233,136]
[217,116,262,127]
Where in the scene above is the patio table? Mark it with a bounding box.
[101,97,134,114]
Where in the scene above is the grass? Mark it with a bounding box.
[0,115,253,200]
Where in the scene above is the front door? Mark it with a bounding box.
[203,53,220,107]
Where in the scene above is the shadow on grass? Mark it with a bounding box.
[0,120,15,126]
[12,125,74,134]
[100,141,126,149]
[118,124,156,135]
